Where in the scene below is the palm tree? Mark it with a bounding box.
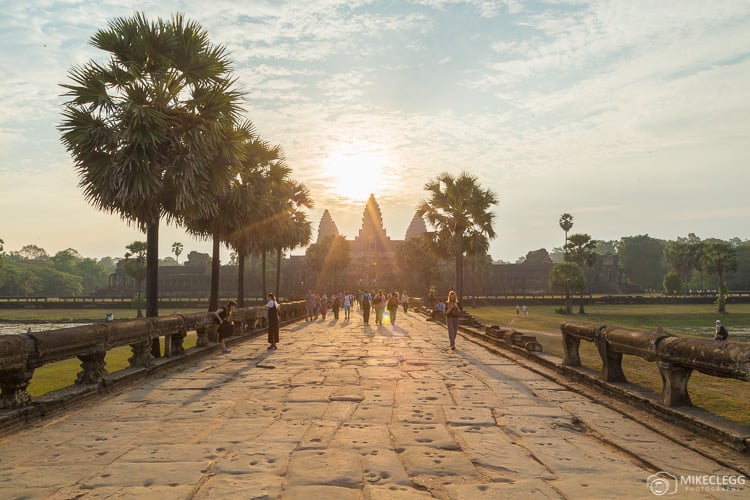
[171,242,183,264]
[184,121,256,312]
[564,233,597,314]
[59,13,246,344]
[559,213,574,252]
[417,172,497,301]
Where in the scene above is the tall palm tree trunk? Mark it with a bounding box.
[146,221,160,357]
[261,252,267,300]
[275,247,282,298]
[456,252,464,302]
[209,234,221,312]
[237,251,246,307]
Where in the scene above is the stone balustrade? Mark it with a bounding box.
[0,302,305,410]
[560,321,750,406]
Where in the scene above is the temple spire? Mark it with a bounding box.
[316,209,339,242]
[405,212,428,239]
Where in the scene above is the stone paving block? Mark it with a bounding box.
[389,423,461,450]
[117,443,223,463]
[282,484,362,500]
[393,404,445,424]
[290,370,326,385]
[450,426,552,478]
[285,385,331,402]
[297,420,341,450]
[330,423,393,454]
[51,484,198,499]
[284,448,363,488]
[350,403,394,423]
[194,473,283,499]
[444,406,496,427]
[359,366,405,379]
[398,446,478,477]
[449,388,501,408]
[230,398,284,419]
[321,400,358,421]
[395,380,452,405]
[362,449,412,486]
[80,461,208,489]
[281,401,329,420]
[364,484,435,499]
[330,386,365,402]
[213,447,294,476]
[140,420,223,445]
[0,464,102,489]
[444,479,563,499]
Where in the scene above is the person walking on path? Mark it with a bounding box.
[445,291,463,350]
[304,290,316,322]
[265,293,280,349]
[372,290,386,326]
[213,300,236,354]
[401,292,409,313]
[387,290,400,325]
[361,290,372,325]
[343,291,352,320]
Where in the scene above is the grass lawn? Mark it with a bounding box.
[465,303,750,426]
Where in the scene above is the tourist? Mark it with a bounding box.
[361,290,372,325]
[213,300,237,354]
[343,291,352,320]
[401,292,409,313]
[431,299,445,320]
[445,291,463,350]
[332,293,341,320]
[714,320,729,341]
[372,290,386,326]
[265,293,280,349]
[515,304,520,315]
[304,290,316,321]
[387,290,400,325]
[321,294,329,320]
[522,305,528,316]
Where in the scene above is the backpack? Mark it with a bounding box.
[388,295,399,308]
[361,294,371,306]
[718,325,729,340]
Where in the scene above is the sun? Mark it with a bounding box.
[321,141,397,201]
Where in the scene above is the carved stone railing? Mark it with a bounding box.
[560,321,750,406]
[0,302,305,410]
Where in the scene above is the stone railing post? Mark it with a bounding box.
[0,335,35,409]
[76,352,107,385]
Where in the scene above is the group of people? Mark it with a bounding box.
[213,287,467,354]
[303,289,411,325]
[213,293,281,354]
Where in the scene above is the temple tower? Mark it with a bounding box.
[316,209,340,243]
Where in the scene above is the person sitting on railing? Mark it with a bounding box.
[714,320,729,341]
[431,299,445,320]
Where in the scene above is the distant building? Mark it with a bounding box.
[105,195,623,299]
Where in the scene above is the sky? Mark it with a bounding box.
[2,0,749,264]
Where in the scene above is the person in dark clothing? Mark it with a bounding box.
[213,300,236,354]
[265,293,280,349]
[361,290,372,325]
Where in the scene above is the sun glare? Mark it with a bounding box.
[322,141,397,201]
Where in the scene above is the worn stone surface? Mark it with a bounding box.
[0,310,748,499]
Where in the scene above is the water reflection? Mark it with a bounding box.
[0,322,91,335]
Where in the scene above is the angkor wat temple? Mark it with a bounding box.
[107,194,622,299]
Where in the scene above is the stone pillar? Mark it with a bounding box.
[596,334,626,382]
[0,366,34,409]
[128,341,154,368]
[562,332,582,366]
[76,352,107,385]
[658,361,693,407]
